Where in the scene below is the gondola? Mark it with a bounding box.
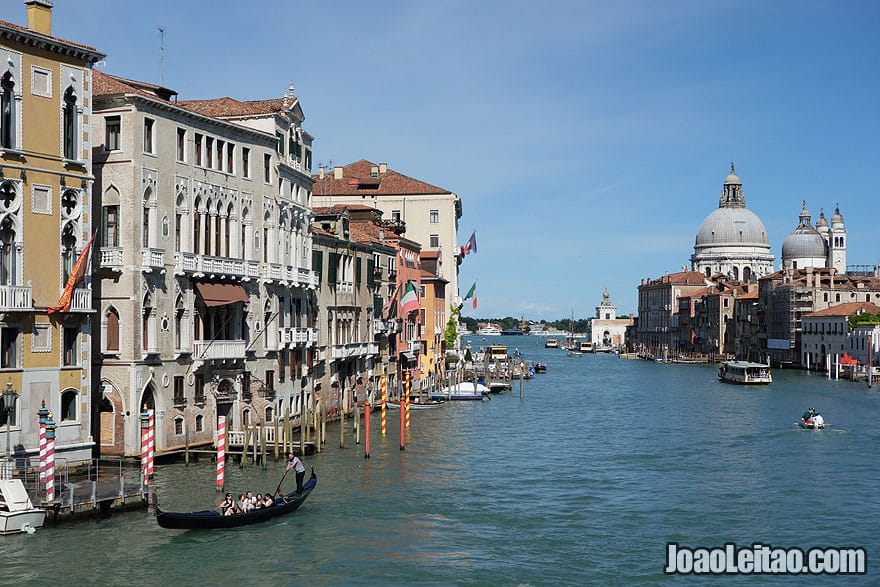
[155,469,316,529]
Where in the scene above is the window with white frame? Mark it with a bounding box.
[143,117,155,154]
[32,323,51,352]
[31,66,51,98]
[105,116,120,151]
[429,234,439,248]
[1,70,18,150]
[62,85,78,159]
[429,209,439,224]
[32,184,51,214]
[60,388,78,422]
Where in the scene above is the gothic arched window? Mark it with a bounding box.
[62,86,78,159]
[1,71,15,149]
[61,222,77,284]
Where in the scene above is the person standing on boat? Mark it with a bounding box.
[286,453,306,496]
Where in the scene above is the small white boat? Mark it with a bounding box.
[800,411,826,429]
[432,382,490,401]
[544,339,559,349]
[0,478,46,535]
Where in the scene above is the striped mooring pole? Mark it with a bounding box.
[45,413,56,503]
[147,408,155,479]
[38,401,48,483]
[405,370,411,430]
[216,416,226,491]
[380,374,387,437]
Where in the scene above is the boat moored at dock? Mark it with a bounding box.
[718,361,772,385]
[0,478,46,535]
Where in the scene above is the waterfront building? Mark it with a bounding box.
[384,232,424,387]
[91,72,317,457]
[691,165,774,281]
[781,201,847,274]
[636,271,709,353]
[690,280,758,357]
[801,302,880,373]
[732,290,762,362]
[591,289,633,351]
[311,205,395,412]
[312,161,461,308]
[759,268,880,366]
[0,2,104,466]
[419,250,448,384]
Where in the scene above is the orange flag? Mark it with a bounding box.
[48,231,96,315]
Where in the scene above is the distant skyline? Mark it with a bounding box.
[31,0,880,319]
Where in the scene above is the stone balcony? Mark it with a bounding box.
[174,252,260,281]
[98,247,123,271]
[0,284,31,311]
[141,248,166,272]
[330,341,372,360]
[192,339,247,360]
[278,326,318,348]
[68,287,92,313]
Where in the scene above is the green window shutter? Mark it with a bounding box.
[355,258,362,285]
[367,259,375,288]
[328,252,338,284]
[312,250,323,285]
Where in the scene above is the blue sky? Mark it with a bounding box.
[35,0,880,319]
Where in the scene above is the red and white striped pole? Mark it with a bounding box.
[38,401,48,484]
[45,413,56,503]
[140,406,150,486]
[405,370,411,430]
[147,408,155,479]
[380,374,387,437]
[216,416,226,492]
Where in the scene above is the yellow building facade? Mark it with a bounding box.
[0,1,104,467]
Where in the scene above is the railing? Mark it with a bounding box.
[279,327,319,347]
[98,247,123,269]
[0,284,31,311]
[330,342,371,359]
[297,268,319,288]
[173,252,261,280]
[335,281,354,294]
[192,339,247,360]
[261,262,283,282]
[372,319,387,334]
[141,248,165,270]
[69,287,92,312]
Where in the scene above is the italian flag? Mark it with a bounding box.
[401,281,421,314]
[463,281,477,309]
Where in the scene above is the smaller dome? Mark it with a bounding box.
[815,211,828,229]
[831,206,844,228]
[782,228,826,260]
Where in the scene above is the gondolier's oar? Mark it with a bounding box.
[273,466,292,496]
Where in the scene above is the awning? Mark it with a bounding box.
[400,352,416,362]
[195,282,249,307]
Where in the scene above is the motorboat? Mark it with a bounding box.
[534,362,547,373]
[0,478,46,535]
[800,411,825,429]
[718,361,772,385]
[432,382,490,401]
[544,339,559,349]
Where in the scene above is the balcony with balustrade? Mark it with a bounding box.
[68,288,92,312]
[98,247,123,271]
[330,341,373,360]
[141,248,166,272]
[0,284,31,311]
[279,326,319,348]
[173,252,261,281]
[192,339,247,361]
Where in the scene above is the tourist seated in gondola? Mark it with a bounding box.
[238,493,251,513]
[254,493,264,509]
[220,493,235,516]
[263,493,275,508]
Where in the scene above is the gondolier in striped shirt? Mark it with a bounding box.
[286,453,306,496]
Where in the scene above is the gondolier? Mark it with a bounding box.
[287,453,306,496]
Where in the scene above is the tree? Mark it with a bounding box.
[444,304,461,350]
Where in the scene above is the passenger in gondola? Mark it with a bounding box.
[220,493,235,516]
[238,493,250,513]
[254,493,264,509]
[263,492,275,508]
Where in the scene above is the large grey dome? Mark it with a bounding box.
[695,207,769,247]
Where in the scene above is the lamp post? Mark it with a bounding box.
[3,380,19,480]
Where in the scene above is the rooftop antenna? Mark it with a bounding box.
[158,27,165,84]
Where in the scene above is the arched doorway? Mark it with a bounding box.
[97,382,124,456]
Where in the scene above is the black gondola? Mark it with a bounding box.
[155,469,317,530]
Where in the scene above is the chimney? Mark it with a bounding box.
[379,162,387,174]
[318,166,325,180]
[25,0,53,36]
[371,165,379,177]
[333,166,343,180]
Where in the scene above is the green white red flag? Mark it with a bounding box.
[400,281,420,314]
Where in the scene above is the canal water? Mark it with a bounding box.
[2,335,878,585]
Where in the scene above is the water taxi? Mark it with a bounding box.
[579,341,593,353]
[544,339,559,349]
[718,361,772,385]
[0,478,46,535]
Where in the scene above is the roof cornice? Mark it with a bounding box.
[0,26,104,63]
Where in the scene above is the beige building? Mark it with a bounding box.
[91,72,317,457]
[591,290,632,351]
[1,1,104,467]
[312,160,461,307]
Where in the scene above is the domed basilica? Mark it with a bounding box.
[691,165,774,282]
[781,202,846,273]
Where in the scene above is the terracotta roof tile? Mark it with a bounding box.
[177,97,296,118]
[313,160,452,197]
[804,302,880,318]
[0,18,100,54]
